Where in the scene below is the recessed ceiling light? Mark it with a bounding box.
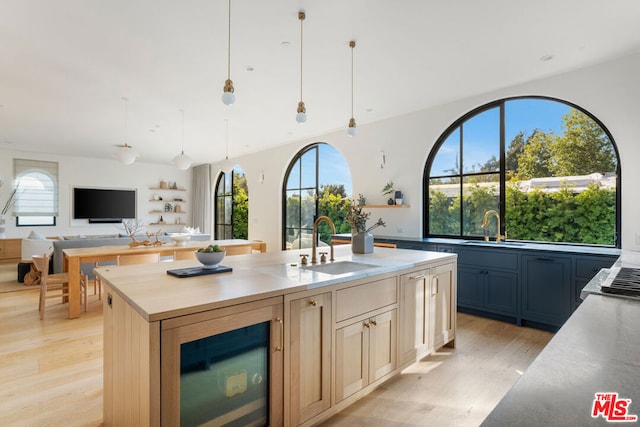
[365,108,374,113]
[540,54,553,62]
[246,65,254,72]
[281,41,291,47]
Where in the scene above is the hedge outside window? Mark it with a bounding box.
[14,159,58,227]
[424,97,620,247]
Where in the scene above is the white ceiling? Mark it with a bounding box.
[1,0,640,166]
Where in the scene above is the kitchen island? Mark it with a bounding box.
[97,245,457,426]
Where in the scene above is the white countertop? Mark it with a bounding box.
[96,245,456,322]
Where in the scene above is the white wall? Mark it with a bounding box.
[0,149,192,238]
[216,52,640,252]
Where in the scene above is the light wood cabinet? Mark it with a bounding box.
[432,262,456,350]
[399,262,456,368]
[286,291,332,426]
[0,238,21,263]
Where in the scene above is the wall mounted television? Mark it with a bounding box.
[73,187,136,223]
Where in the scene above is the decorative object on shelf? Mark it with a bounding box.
[395,190,404,206]
[159,180,168,189]
[295,11,307,123]
[170,181,178,189]
[345,193,386,254]
[113,97,138,165]
[347,40,357,137]
[382,181,395,205]
[164,203,173,212]
[174,204,181,213]
[128,230,165,248]
[153,193,160,201]
[221,0,236,106]
[159,216,165,224]
[173,109,192,170]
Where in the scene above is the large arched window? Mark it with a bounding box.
[14,159,58,226]
[214,167,248,240]
[283,143,352,250]
[424,97,620,247]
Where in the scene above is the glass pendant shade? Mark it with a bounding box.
[114,144,137,165]
[222,79,235,105]
[347,121,357,137]
[173,151,192,170]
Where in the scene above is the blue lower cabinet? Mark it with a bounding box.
[521,254,571,328]
[458,267,518,317]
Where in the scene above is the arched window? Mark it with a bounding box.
[214,167,248,240]
[424,97,620,247]
[283,143,353,250]
[14,159,58,226]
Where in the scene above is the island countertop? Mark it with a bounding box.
[96,245,456,322]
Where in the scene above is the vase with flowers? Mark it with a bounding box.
[344,194,386,253]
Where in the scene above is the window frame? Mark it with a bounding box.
[214,170,234,240]
[423,96,621,248]
[13,159,59,227]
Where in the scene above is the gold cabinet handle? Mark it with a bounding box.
[370,319,377,326]
[275,317,284,351]
[309,300,318,306]
[432,276,439,296]
[363,322,370,328]
[410,274,426,280]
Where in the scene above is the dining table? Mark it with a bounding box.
[62,239,262,319]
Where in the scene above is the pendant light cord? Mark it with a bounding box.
[299,12,304,102]
[225,119,229,160]
[180,109,185,154]
[350,41,355,118]
[227,0,231,80]
[122,97,128,146]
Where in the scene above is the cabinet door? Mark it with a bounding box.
[335,320,369,402]
[289,292,331,425]
[457,267,484,310]
[369,309,397,382]
[484,270,518,316]
[399,270,430,365]
[431,263,456,350]
[522,255,571,327]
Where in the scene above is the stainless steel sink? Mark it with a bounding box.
[300,261,379,275]
[461,240,525,247]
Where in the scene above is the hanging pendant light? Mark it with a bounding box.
[295,11,307,123]
[113,97,138,165]
[221,0,235,106]
[220,119,235,173]
[173,109,192,170]
[347,40,357,137]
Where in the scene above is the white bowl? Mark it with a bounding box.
[169,233,191,246]
[194,250,226,269]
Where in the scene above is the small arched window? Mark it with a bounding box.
[424,97,620,247]
[13,159,58,226]
[214,167,248,239]
[282,143,352,250]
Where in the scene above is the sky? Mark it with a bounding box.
[431,98,572,176]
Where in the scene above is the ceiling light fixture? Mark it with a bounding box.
[221,0,235,106]
[295,11,307,124]
[173,109,192,170]
[220,119,235,173]
[347,40,357,137]
[113,97,138,165]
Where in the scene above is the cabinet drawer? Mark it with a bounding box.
[336,277,397,322]
[575,257,616,278]
[456,248,518,270]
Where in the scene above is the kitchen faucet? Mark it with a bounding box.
[482,209,506,242]
[312,216,335,263]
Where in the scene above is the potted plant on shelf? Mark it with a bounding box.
[382,181,395,205]
[345,194,386,254]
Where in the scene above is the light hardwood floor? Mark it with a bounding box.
[0,286,553,427]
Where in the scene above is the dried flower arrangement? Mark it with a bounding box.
[344,194,386,233]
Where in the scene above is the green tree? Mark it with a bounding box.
[551,109,617,176]
[232,172,248,239]
[515,130,555,179]
[506,131,525,178]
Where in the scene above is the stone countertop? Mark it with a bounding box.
[96,245,456,322]
[482,290,640,426]
[332,234,621,256]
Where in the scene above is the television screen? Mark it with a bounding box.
[73,187,136,222]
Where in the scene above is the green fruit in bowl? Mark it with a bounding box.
[197,244,222,253]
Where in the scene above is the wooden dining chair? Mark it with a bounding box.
[116,252,161,266]
[173,250,197,260]
[33,253,87,319]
